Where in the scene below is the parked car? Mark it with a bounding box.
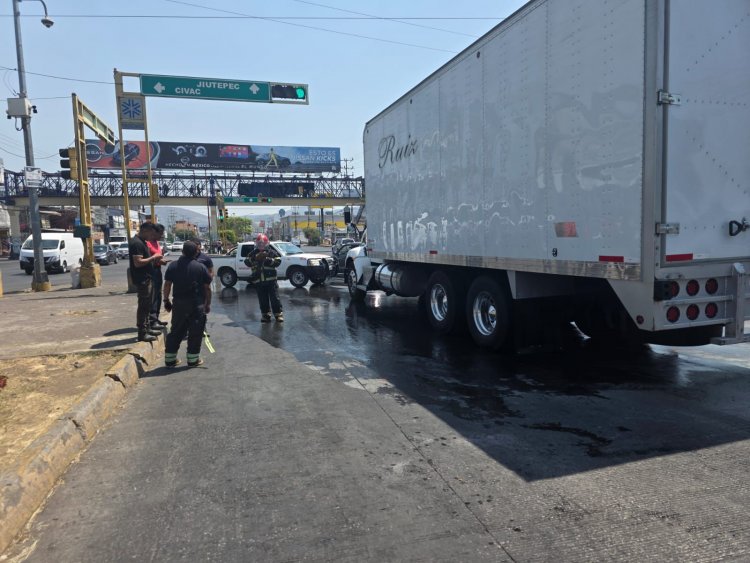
[93,244,118,265]
[19,232,84,274]
[291,237,301,246]
[331,238,355,256]
[115,242,130,259]
[331,241,364,276]
[170,241,184,253]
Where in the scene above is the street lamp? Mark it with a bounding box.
[11,0,54,291]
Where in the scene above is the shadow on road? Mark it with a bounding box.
[216,282,750,482]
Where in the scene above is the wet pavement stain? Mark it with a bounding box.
[214,279,750,481]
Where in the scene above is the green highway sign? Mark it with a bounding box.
[223,197,272,203]
[140,74,271,103]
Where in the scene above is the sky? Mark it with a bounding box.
[0,0,526,215]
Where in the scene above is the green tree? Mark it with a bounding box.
[219,229,237,245]
[222,216,254,241]
[303,227,321,246]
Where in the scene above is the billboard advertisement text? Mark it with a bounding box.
[86,140,341,173]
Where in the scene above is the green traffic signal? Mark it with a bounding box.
[270,83,308,103]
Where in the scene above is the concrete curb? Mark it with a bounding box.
[0,333,165,555]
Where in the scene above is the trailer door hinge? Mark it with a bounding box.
[656,222,680,235]
[658,90,681,106]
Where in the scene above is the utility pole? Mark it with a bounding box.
[12,0,53,291]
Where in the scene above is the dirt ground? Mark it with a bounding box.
[0,351,124,469]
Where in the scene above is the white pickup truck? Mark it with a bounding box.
[213,241,334,288]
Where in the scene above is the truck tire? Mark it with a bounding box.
[466,276,511,349]
[425,270,465,334]
[218,267,238,288]
[24,268,32,275]
[346,264,365,301]
[288,267,309,288]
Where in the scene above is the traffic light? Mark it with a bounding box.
[218,208,225,223]
[59,147,79,181]
[270,83,308,104]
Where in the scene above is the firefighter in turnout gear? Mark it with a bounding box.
[246,234,283,322]
[163,241,212,367]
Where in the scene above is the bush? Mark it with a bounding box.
[303,227,321,246]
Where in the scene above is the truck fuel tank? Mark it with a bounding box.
[374,263,427,297]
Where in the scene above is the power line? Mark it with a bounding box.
[162,0,458,54]
[0,14,503,20]
[289,0,481,38]
[0,65,112,85]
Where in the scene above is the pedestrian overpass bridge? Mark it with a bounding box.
[1,171,364,207]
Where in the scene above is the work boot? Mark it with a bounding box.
[187,358,204,367]
[138,333,157,343]
[261,313,272,322]
[275,313,284,323]
[165,358,182,368]
[146,328,162,337]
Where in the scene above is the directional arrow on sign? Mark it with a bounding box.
[154,82,166,94]
[249,83,260,95]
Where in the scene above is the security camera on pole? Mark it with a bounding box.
[10,0,54,291]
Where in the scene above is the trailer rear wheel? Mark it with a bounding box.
[425,271,464,334]
[466,276,511,349]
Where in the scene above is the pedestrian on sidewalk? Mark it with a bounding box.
[246,233,283,322]
[129,222,163,342]
[147,224,169,328]
[190,237,214,278]
[163,241,212,368]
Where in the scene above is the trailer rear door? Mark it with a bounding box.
[662,0,750,263]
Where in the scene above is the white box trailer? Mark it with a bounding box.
[348,0,750,348]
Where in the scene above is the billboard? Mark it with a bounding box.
[85,140,341,173]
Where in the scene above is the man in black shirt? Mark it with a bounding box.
[163,241,212,368]
[129,222,163,342]
[190,237,214,278]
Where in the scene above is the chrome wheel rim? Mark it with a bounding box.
[430,283,449,322]
[292,271,306,285]
[221,272,233,285]
[472,291,497,336]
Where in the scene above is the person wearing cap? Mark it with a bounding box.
[162,241,212,367]
[246,233,283,322]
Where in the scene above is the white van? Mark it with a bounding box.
[19,232,84,275]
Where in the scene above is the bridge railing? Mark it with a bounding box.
[1,170,364,200]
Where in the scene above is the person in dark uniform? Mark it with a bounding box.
[162,241,212,367]
[129,222,163,342]
[148,224,168,327]
[190,237,214,278]
[246,233,283,322]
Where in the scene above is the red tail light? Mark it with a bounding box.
[668,281,680,298]
[686,304,699,320]
[666,306,680,323]
[686,280,700,296]
[705,303,718,319]
[705,278,718,295]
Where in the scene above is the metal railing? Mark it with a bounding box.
[1,170,364,201]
